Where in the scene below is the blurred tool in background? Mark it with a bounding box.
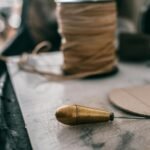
[26,0,60,51]
[117,0,150,61]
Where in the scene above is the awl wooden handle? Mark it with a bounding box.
[55,104,114,125]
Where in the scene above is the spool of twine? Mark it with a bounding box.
[56,1,117,77]
[0,1,117,80]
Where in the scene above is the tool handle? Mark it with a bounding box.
[55,104,114,125]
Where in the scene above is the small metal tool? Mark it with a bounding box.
[55,104,149,125]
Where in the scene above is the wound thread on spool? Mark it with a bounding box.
[0,1,118,80]
[56,0,117,77]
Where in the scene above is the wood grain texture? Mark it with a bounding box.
[7,52,150,150]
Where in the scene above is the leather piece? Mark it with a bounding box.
[109,85,150,117]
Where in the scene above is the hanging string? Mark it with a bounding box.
[0,2,117,80]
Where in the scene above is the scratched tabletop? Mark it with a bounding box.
[7,52,150,150]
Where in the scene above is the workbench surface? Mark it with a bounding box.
[7,52,150,150]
